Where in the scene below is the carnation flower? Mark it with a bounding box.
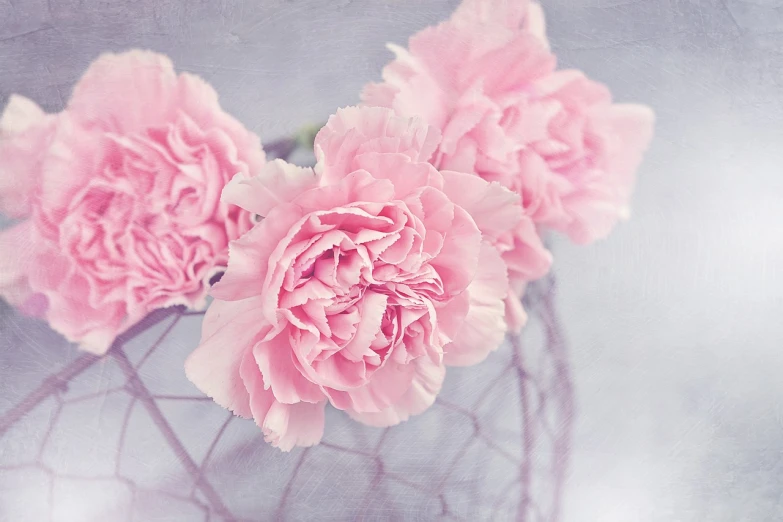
[315,105,551,332]
[185,106,523,450]
[0,50,265,354]
[362,0,654,245]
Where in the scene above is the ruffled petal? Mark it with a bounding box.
[504,279,530,333]
[67,50,179,132]
[429,205,482,295]
[451,0,530,31]
[353,152,441,200]
[222,160,319,219]
[239,350,326,451]
[561,103,655,244]
[253,327,325,404]
[0,221,47,316]
[525,2,549,47]
[444,242,508,366]
[0,96,57,217]
[292,169,395,212]
[263,400,326,452]
[325,355,416,414]
[211,202,304,302]
[503,215,552,282]
[347,356,445,427]
[440,170,522,241]
[315,106,441,183]
[185,296,270,418]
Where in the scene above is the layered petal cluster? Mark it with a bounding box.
[362,0,654,245]
[0,50,265,354]
[186,107,523,450]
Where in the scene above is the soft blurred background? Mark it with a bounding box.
[2,1,783,521]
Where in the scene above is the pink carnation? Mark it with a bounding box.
[186,107,522,450]
[316,106,550,331]
[362,0,654,245]
[0,50,265,354]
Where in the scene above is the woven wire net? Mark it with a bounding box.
[0,275,572,521]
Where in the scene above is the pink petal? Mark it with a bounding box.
[314,106,442,183]
[434,289,471,343]
[293,292,389,393]
[439,103,486,158]
[292,169,395,212]
[211,203,304,302]
[360,82,398,109]
[185,296,270,419]
[393,70,451,131]
[338,291,388,364]
[0,96,57,218]
[525,3,549,47]
[407,24,474,92]
[502,215,553,282]
[347,356,445,427]
[440,170,522,241]
[430,205,482,295]
[604,104,656,182]
[25,247,132,355]
[176,73,267,174]
[444,242,509,366]
[239,352,326,452]
[450,0,530,31]
[353,152,440,200]
[253,327,325,405]
[221,160,318,219]
[0,94,46,135]
[327,356,416,414]
[561,105,653,244]
[68,50,179,133]
[262,400,327,452]
[460,33,556,97]
[415,186,455,236]
[504,280,529,333]
[0,221,47,315]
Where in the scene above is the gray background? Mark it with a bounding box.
[2,1,783,520]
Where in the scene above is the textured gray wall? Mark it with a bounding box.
[2,1,783,520]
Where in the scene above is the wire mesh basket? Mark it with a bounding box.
[0,275,572,521]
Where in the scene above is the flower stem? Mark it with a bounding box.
[264,123,324,162]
